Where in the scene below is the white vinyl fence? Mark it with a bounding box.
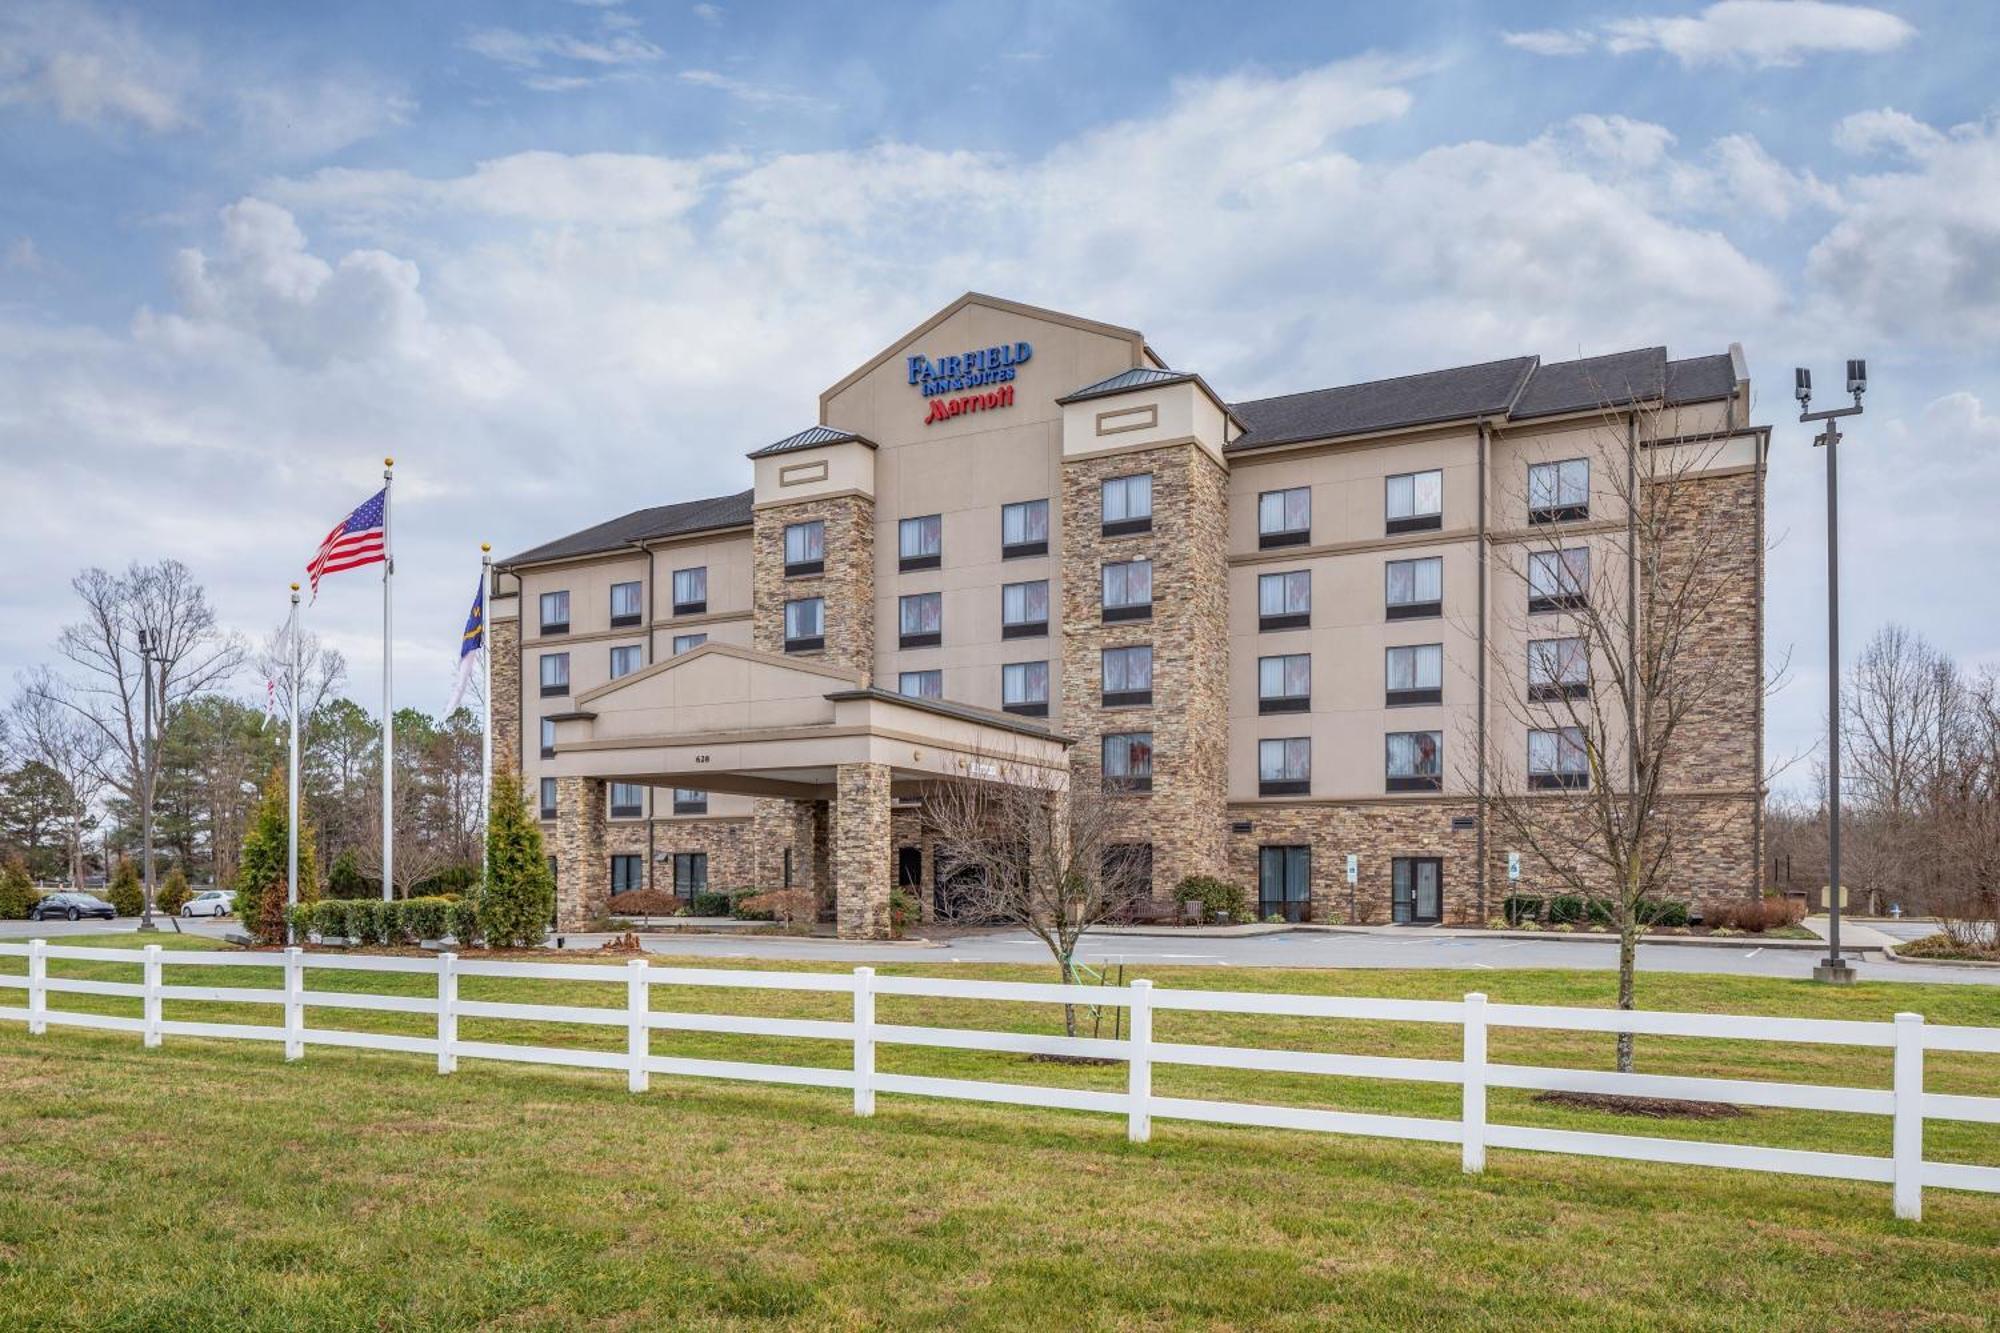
[4,939,1997,1221]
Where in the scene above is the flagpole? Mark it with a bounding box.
[287,583,302,944]
[381,457,395,902]
[480,543,493,883]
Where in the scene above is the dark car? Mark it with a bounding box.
[28,892,117,922]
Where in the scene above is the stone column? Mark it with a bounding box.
[554,776,607,929]
[788,798,827,905]
[833,762,892,940]
[489,615,522,777]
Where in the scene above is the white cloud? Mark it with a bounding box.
[1833,107,1946,160]
[233,76,415,158]
[1508,2,1915,68]
[0,1,194,131]
[462,18,662,90]
[678,68,825,110]
[691,4,724,24]
[1502,29,1594,57]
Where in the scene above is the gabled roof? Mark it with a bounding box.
[1665,353,1739,405]
[746,425,877,459]
[497,489,753,569]
[1510,347,1666,421]
[1228,356,1538,453]
[1055,367,1195,404]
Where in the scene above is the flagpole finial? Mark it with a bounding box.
[481,542,491,553]
[290,581,300,592]
[384,456,395,467]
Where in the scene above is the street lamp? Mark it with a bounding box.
[1796,359,1867,984]
[135,626,161,933]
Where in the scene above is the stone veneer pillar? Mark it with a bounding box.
[553,775,607,929]
[833,762,892,939]
[751,493,877,683]
[489,614,521,778]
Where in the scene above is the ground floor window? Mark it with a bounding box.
[1258,845,1310,922]
[1392,857,1443,924]
[673,852,708,897]
[610,854,644,895]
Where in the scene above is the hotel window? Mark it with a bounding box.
[899,591,943,648]
[784,597,824,652]
[1529,458,1590,524]
[1258,846,1311,922]
[1002,499,1049,558]
[1102,843,1154,899]
[899,514,942,571]
[539,718,557,759]
[1529,636,1590,701]
[1101,473,1153,536]
[673,852,708,897]
[1101,559,1153,622]
[610,854,644,896]
[609,783,644,818]
[1001,580,1049,639]
[1258,487,1311,548]
[1385,469,1443,534]
[1385,643,1443,707]
[1528,547,1590,613]
[899,669,943,700]
[672,632,707,655]
[1102,731,1154,793]
[673,788,708,815]
[784,520,825,577]
[539,652,569,697]
[1529,726,1590,789]
[539,777,557,820]
[609,644,642,680]
[538,590,570,634]
[610,581,644,627]
[1259,737,1311,797]
[1257,654,1310,713]
[1386,730,1443,792]
[1257,570,1311,631]
[1002,661,1049,717]
[1385,556,1442,620]
[671,567,706,615]
[1102,645,1153,707]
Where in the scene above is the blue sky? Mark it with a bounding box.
[2,0,1995,791]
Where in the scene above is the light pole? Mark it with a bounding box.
[135,626,161,933]
[1796,359,1867,985]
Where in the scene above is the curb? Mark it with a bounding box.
[1289,925,1830,950]
[1092,923,1296,939]
[1881,942,2000,971]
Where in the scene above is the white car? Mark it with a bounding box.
[181,889,235,918]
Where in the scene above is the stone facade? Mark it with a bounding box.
[552,776,607,927]
[1225,799,1485,924]
[490,614,521,778]
[833,762,892,939]
[601,814,761,900]
[752,493,876,681]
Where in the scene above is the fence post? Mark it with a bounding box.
[1462,992,1488,1173]
[436,952,458,1075]
[626,958,650,1094]
[143,944,163,1049]
[283,947,305,1061]
[27,939,47,1036]
[1127,978,1153,1144]
[1893,1011,1924,1221]
[853,966,875,1117]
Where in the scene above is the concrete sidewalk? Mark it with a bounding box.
[1801,915,1902,951]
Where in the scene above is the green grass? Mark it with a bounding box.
[2,935,1997,1330]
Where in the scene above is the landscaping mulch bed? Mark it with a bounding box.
[1533,1090,1745,1120]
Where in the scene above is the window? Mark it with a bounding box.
[1528,547,1589,613]
[1386,730,1443,792]
[539,652,569,697]
[540,717,557,759]
[1530,726,1590,789]
[1529,458,1590,523]
[1258,654,1310,713]
[899,514,942,571]
[1528,636,1590,701]
[1258,487,1311,548]
[1258,737,1311,796]
[1385,469,1443,533]
[783,520,825,576]
[1002,499,1049,557]
[1101,559,1152,622]
[672,632,707,655]
[538,590,570,634]
[1258,846,1311,922]
[1102,732,1154,793]
[899,669,943,700]
[673,852,709,897]
[610,581,644,627]
[1001,580,1049,639]
[898,591,942,648]
[609,783,644,818]
[1385,556,1442,620]
[1002,660,1049,716]
[1101,474,1153,536]
[672,788,707,815]
[1257,570,1311,631]
[671,567,706,615]
[784,597,824,651]
[1101,645,1153,707]
[610,854,644,895]
[1102,843,1154,901]
[1385,643,1443,707]
[609,644,642,680]
[539,777,557,820]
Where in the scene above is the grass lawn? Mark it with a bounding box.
[2,936,1997,1330]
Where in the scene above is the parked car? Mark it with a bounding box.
[29,892,118,922]
[181,889,235,919]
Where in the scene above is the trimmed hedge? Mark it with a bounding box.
[689,891,732,918]
[1502,895,1543,925]
[1174,875,1249,923]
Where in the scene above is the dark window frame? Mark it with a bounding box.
[1384,643,1443,709]
[1258,736,1311,797]
[898,669,944,701]
[1001,498,1050,559]
[1385,556,1443,622]
[610,580,645,628]
[1101,644,1153,709]
[783,520,826,578]
[539,778,557,821]
[670,566,707,616]
[1101,731,1154,795]
[1257,653,1311,714]
[610,854,645,896]
[784,596,825,653]
[672,789,708,815]
[1257,569,1311,632]
[1385,730,1444,793]
[1384,468,1444,535]
[539,718,557,760]
[898,514,943,572]
[538,653,569,698]
[1528,458,1591,525]
[1001,660,1050,716]
[1257,486,1312,549]
[898,591,943,649]
[538,590,570,636]
[1257,845,1312,922]
[1000,579,1049,640]
[673,852,709,898]
[609,783,644,819]
[1100,473,1154,537]
[1101,558,1153,624]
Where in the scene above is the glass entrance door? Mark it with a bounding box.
[1257,846,1311,922]
[1392,857,1443,924]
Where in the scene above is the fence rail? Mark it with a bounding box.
[3,939,1997,1221]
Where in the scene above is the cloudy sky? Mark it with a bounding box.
[1,0,1993,789]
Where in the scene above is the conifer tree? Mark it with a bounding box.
[236,767,318,944]
[107,858,143,917]
[0,855,35,920]
[157,866,193,915]
[480,773,555,949]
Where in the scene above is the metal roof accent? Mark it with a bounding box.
[497,489,753,568]
[745,425,878,459]
[1055,367,1196,405]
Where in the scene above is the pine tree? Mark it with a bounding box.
[480,773,555,949]
[107,858,144,917]
[236,767,319,944]
[0,855,34,920]
[157,866,193,915]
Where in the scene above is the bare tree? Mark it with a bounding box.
[1842,625,1956,914]
[1924,667,2000,951]
[255,620,348,728]
[9,671,111,886]
[924,758,1153,1036]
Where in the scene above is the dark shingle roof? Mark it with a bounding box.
[499,489,753,568]
[1228,356,1538,453]
[1055,367,1195,404]
[1510,347,1666,421]
[746,425,876,459]
[1665,353,1738,405]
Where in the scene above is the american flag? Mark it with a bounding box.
[307,487,387,599]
